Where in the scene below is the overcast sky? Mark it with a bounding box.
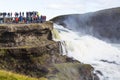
[0,0,120,20]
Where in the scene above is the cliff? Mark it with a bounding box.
[0,22,53,47]
[51,7,120,43]
[0,22,99,80]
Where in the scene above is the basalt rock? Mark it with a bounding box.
[0,22,99,80]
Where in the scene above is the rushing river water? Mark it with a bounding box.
[52,24,120,80]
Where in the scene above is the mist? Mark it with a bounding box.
[51,7,120,43]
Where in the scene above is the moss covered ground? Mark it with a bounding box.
[0,70,48,80]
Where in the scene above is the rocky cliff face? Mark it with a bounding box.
[0,22,99,80]
[0,22,53,47]
[51,7,120,43]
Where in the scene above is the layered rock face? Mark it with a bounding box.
[0,22,53,47]
[0,22,59,77]
[0,22,99,80]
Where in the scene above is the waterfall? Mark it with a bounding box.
[52,24,120,80]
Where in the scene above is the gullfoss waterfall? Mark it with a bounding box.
[52,24,120,80]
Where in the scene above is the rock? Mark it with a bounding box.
[0,22,99,80]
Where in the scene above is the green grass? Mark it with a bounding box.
[0,70,48,80]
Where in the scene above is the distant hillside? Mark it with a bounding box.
[51,7,120,43]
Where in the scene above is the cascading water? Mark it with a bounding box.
[52,24,120,80]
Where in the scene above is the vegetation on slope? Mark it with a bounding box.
[0,70,47,80]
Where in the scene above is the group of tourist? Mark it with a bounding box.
[0,11,46,24]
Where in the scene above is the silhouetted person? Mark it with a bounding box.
[8,13,10,17]
[10,12,12,17]
[22,12,24,17]
[3,12,6,23]
[0,13,2,17]
[20,12,21,16]
[26,12,28,17]
[3,12,6,17]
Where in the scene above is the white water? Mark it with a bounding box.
[52,24,120,80]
